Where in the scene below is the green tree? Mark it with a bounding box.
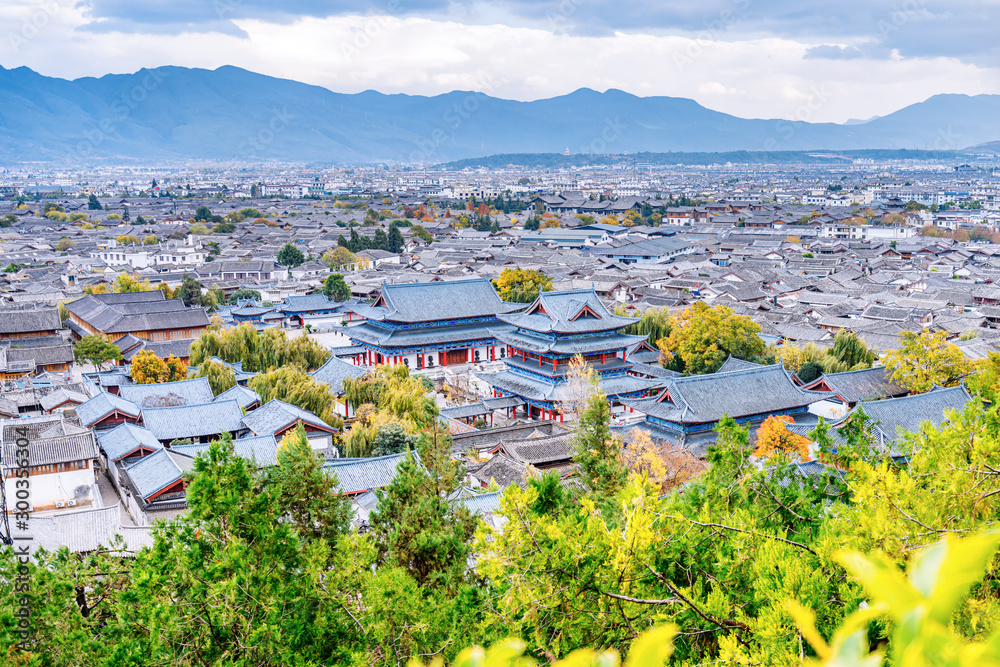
[830,330,875,369]
[73,334,122,370]
[105,434,361,665]
[190,322,330,373]
[387,221,405,253]
[411,224,433,243]
[174,273,203,307]
[278,242,305,267]
[193,205,213,222]
[196,358,238,395]
[323,246,358,271]
[323,273,351,302]
[371,421,420,457]
[87,193,102,210]
[369,426,477,589]
[270,423,353,543]
[572,382,628,498]
[248,365,342,427]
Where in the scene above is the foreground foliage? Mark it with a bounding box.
[9,371,1000,666]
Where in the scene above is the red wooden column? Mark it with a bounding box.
[442,351,447,367]
[601,353,606,364]
[552,358,557,372]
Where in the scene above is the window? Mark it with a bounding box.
[474,349,481,362]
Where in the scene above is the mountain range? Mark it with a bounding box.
[0,64,997,164]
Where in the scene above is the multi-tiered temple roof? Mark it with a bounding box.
[338,278,522,365]
[481,289,662,414]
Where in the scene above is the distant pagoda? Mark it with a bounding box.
[480,288,662,421]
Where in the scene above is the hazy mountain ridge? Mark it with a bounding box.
[0,64,996,163]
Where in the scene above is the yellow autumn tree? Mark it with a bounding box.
[131,350,169,384]
[753,414,811,461]
[493,268,553,303]
[131,350,187,384]
[623,427,706,493]
[658,301,765,374]
[883,329,972,393]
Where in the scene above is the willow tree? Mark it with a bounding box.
[196,358,237,395]
[190,323,330,372]
[341,365,438,457]
[248,366,342,428]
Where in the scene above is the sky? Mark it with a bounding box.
[0,0,997,123]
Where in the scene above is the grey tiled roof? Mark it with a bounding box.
[240,399,335,436]
[860,385,973,451]
[213,384,261,409]
[815,366,908,404]
[66,292,209,334]
[118,377,214,408]
[310,356,369,395]
[172,434,279,467]
[97,423,162,462]
[626,364,832,425]
[716,356,762,373]
[499,288,634,334]
[348,277,521,323]
[324,451,420,494]
[123,448,184,500]
[29,504,153,554]
[470,452,528,488]
[76,392,141,427]
[39,388,88,411]
[460,490,504,515]
[141,400,245,441]
[0,307,61,334]
[1,430,97,470]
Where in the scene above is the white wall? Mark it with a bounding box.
[6,466,96,512]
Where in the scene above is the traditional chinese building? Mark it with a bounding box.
[622,363,832,443]
[338,278,522,370]
[480,288,662,421]
[64,291,210,343]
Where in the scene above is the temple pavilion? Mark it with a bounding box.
[480,288,662,421]
[621,363,833,443]
[337,278,522,370]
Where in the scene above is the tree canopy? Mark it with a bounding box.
[492,268,553,303]
[73,334,122,370]
[657,301,765,374]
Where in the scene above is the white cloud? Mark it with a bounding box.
[0,7,996,124]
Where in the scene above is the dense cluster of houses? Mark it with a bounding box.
[2,183,999,556]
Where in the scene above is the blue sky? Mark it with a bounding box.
[1,0,997,122]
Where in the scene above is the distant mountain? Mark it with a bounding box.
[0,64,996,163]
